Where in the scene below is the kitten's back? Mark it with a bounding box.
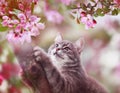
[85,76,108,93]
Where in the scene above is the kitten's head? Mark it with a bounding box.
[48,34,84,64]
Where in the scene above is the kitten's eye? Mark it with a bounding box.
[55,44,59,47]
[63,47,70,51]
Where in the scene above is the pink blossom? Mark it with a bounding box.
[25,14,45,36]
[18,0,39,12]
[71,10,97,29]
[2,16,19,28]
[30,23,45,36]
[0,75,4,85]
[27,16,44,38]
[8,86,21,93]
[5,12,45,44]
[0,63,20,79]
[80,12,87,17]
[95,0,99,2]
[0,0,7,16]
[32,0,39,4]
[114,0,120,6]
[18,3,24,10]
[7,28,32,44]
[25,0,39,4]
[45,10,63,24]
[59,0,73,5]
[81,14,97,29]
[18,13,27,23]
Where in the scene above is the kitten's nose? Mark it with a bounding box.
[56,48,61,51]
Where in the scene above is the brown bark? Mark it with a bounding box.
[14,44,52,93]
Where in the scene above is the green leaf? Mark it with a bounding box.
[94,13,98,17]
[96,8,102,14]
[68,4,77,9]
[112,9,118,15]
[13,9,21,14]
[0,24,8,32]
[102,1,108,6]
[96,8,104,16]
[102,7,110,13]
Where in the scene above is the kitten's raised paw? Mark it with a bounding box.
[34,46,42,61]
[33,46,46,62]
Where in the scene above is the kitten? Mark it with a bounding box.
[34,34,108,93]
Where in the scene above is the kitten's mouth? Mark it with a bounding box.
[53,52,64,59]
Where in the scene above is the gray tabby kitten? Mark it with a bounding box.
[34,34,108,93]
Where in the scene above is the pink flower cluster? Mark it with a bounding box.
[114,0,120,7]
[8,86,21,93]
[0,0,45,44]
[73,10,97,29]
[0,63,20,86]
[18,0,38,12]
[80,12,97,29]
[0,63,20,79]
[0,0,7,16]
[2,13,44,44]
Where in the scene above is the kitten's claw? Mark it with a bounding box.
[34,46,41,51]
[34,50,41,57]
[33,46,48,63]
[33,46,44,62]
[34,47,41,61]
[36,56,41,61]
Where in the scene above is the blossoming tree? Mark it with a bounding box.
[0,0,120,93]
[0,0,119,44]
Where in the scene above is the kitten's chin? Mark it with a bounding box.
[50,54,64,62]
[55,53,64,59]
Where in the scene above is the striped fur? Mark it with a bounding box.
[34,40,108,93]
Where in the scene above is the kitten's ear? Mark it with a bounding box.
[55,34,63,43]
[75,37,85,54]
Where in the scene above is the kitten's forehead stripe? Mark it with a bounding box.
[63,43,70,47]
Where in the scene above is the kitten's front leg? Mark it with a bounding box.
[34,46,58,77]
[15,45,52,93]
[34,47,65,93]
